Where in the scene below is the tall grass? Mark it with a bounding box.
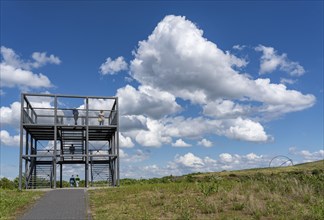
[89,161,324,219]
[0,189,44,219]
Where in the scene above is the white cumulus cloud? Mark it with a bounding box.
[117,85,181,119]
[31,52,61,68]
[134,118,172,147]
[255,45,305,76]
[0,101,21,128]
[99,56,128,75]
[0,130,20,147]
[218,117,269,142]
[0,46,59,89]
[174,152,204,168]
[0,64,52,89]
[203,99,248,118]
[172,139,192,147]
[289,148,324,162]
[198,138,213,147]
[116,15,315,145]
[119,133,135,148]
[129,15,314,118]
[219,153,234,163]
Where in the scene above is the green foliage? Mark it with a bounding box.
[197,180,219,196]
[0,177,15,190]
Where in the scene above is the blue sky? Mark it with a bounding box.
[1,1,323,180]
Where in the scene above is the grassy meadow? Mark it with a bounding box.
[0,189,44,219]
[89,160,324,220]
[0,160,322,219]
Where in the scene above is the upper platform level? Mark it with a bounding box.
[21,93,118,127]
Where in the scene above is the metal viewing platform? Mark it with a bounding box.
[18,93,119,190]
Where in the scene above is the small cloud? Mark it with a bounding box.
[280,78,297,85]
[290,148,324,162]
[172,138,192,147]
[219,153,233,163]
[198,138,213,147]
[31,52,61,68]
[255,45,305,76]
[99,56,128,75]
[174,152,204,168]
[232,44,246,50]
[1,46,61,70]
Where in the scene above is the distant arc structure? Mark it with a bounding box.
[269,155,294,167]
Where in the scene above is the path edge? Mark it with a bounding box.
[85,189,92,220]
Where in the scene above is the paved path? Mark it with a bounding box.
[20,188,91,220]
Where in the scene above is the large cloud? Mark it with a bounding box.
[130,15,315,115]
[130,15,252,103]
[122,116,270,147]
[164,116,269,142]
[111,15,315,146]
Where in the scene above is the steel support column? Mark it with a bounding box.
[53,95,57,188]
[19,94,24,190]
[85,97,89,187]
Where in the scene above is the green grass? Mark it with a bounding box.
[89,160,324,220]
[0,189,44,219]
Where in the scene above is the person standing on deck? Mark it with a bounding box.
[98,110,105,125]
[72,108,79,125]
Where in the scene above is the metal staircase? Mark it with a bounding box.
[61,129,85,161]
[27,163,53,189]
[90,163,113,186]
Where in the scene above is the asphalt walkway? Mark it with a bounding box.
[20,188,91,220]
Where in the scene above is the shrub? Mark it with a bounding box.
[0,177,15,189]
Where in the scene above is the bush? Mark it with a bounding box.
[0,177,15,189]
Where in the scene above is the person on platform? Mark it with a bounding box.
[98,110,105,125]
[72,108,79,125]
[69,144,75,159]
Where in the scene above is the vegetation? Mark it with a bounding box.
[0,160,322,219]
[89,160,324,220]
[0,188,44,220]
